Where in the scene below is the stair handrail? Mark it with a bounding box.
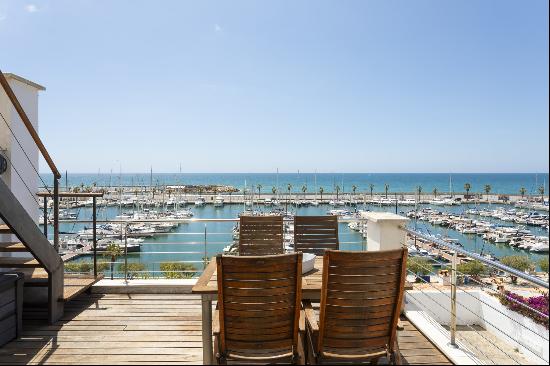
[0,70,61,250]
[0,71,60,179]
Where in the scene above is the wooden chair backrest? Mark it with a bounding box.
[294,216,339,255]
[317,249,407,357]
[238,216,284,256]
[216,253,303,357]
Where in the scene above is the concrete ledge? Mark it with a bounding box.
[91,279,198,294]
[405,309,482,365]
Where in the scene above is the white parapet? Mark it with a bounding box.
[361,211,409,251]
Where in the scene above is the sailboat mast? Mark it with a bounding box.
[314,170,317,201]
[276,168,279,200]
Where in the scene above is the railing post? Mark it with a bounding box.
[450,250,458,347]
[203,224,207,270]
[53,178,59,252]
[92,196,97,278]
[124,223,128,284]
[43,196,48,237]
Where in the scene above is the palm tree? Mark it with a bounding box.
[104,243,123,280]
[464,183,471,199]
[257,184,262,201]
[335,185,341,200]
[484,184,492,201]
[416,185,422,200]
[384,184,389,199]
[369,183,375,198]
[538,185,545,202]
[519,187,526,199]
[319,187,324,201]
[433,187,438,198]
[286,184,292,213]
[301,184,307,199]
[272,186,277,196]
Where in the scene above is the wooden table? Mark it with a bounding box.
[192,256,324,364]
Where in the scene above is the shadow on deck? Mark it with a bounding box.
[0,293,451,365]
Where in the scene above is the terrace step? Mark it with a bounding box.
[19,269,103,302]
[0,257,42,268]
[0,224,12,234]
[0,242,29,252]
[61,275,104,302]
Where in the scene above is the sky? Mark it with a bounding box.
[0,0,548,173]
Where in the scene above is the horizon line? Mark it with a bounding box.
[38,171,550,175]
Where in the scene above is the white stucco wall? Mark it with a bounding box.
[0,74,42,224]
[362,212,408,251]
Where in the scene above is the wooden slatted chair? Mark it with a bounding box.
[213,253,306,364]
[303,249,407,364]
[294,216,339,255]
[238,215,284,256]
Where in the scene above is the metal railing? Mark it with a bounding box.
[405,227,549,365]
[54,216,366,280]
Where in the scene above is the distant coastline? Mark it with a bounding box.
[38,172,549,195]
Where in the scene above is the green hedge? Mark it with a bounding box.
[160,262,196,279]
[64,261,109,273]
[118,263,150,279]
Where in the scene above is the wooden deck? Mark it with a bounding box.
[0,293,451,365]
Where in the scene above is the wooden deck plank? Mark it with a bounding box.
[0,293,451,365]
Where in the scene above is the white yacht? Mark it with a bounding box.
[214,196,224,207]
[194,197,206,206]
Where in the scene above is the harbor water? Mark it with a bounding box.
[55,201,548,277]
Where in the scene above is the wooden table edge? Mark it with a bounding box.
[192,257,217,294]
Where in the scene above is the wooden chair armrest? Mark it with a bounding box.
[302,300,318,333]
[213,309,220,335]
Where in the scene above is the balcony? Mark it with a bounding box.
[2,211,548,365]
[0,293,450,365]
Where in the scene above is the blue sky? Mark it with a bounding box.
[0,0,548,173]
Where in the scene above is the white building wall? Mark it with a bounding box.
[0,74,44,232]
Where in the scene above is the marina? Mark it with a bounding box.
[36,184,547,278]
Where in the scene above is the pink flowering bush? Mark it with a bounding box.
[494,291,549,328]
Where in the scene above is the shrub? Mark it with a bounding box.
[160,262,196,279]
[65,262,92,273]
[457,260,487,279]
[118,262,150,279]
[494,291,549,329]
[500,256,535,283]
[501,255,534,272]
[407,257,433,278]
[65,261,109,274]
[97,262,109,272]
[538,257,549,273]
